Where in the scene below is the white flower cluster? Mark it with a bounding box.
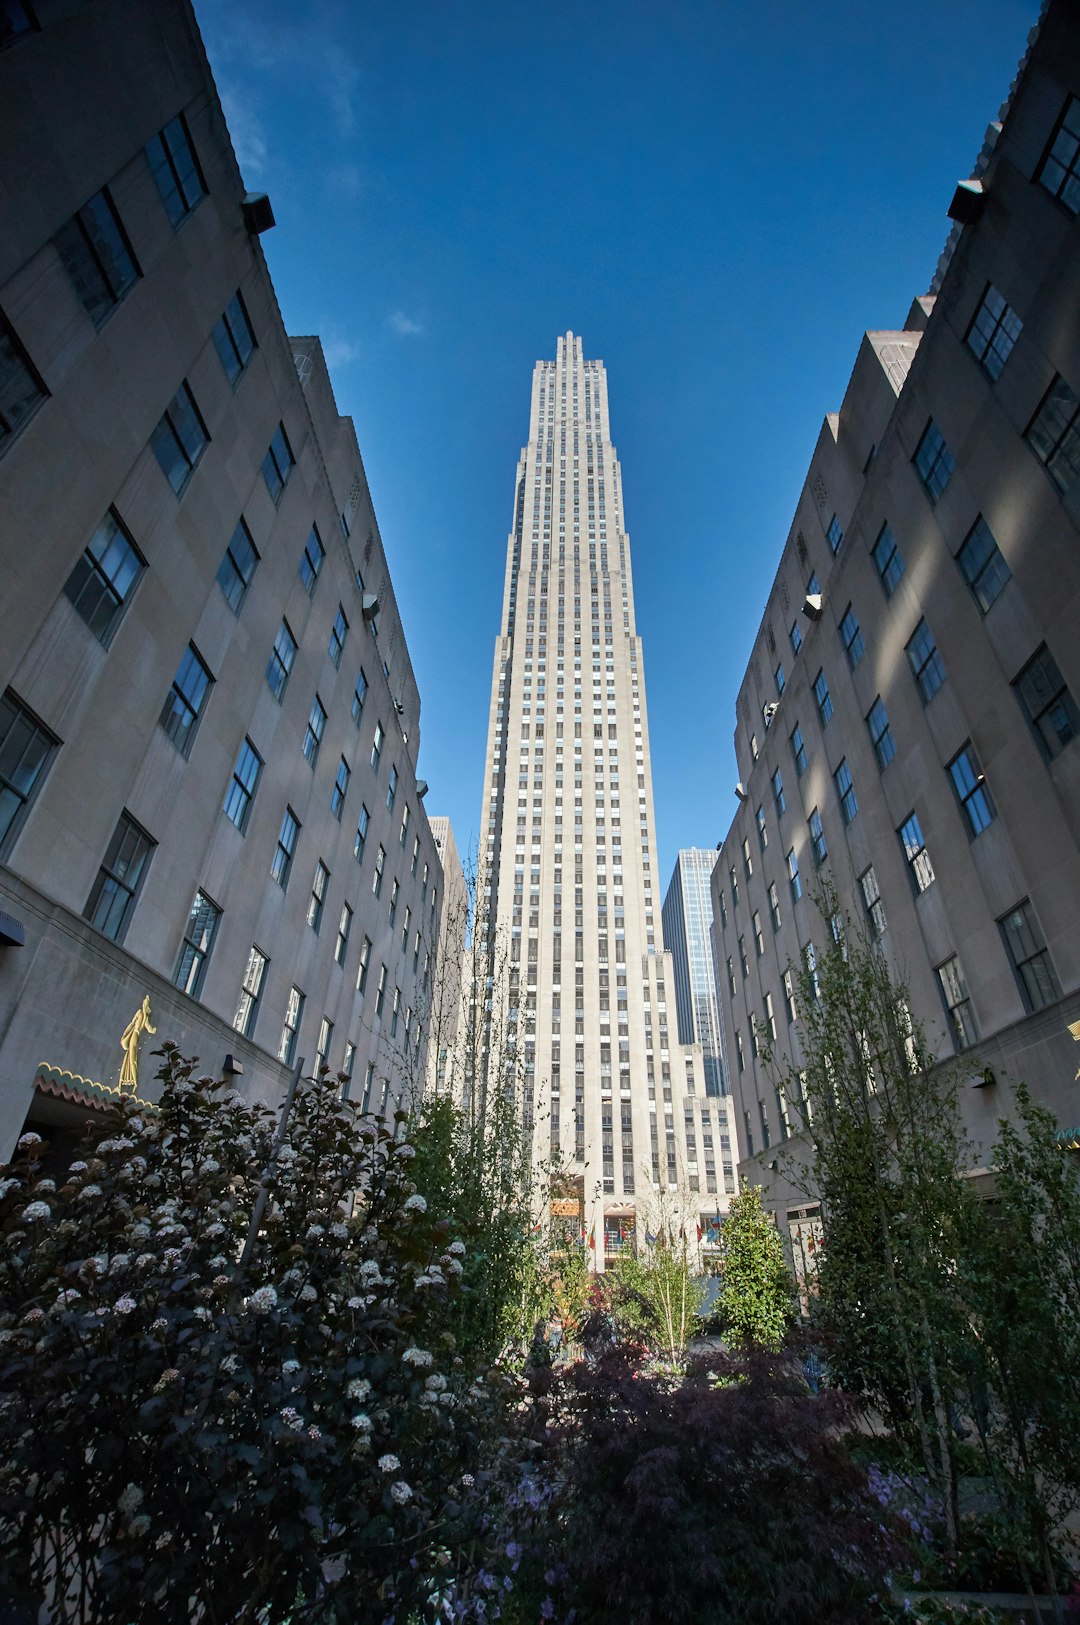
[402,1194,427,1214]
[401,1346,434,1369]
[20,1202,51,1223]
[244,1285,277,1316]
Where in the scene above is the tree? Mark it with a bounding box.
[605,1187,706,1363]
[718,1181,794,1351]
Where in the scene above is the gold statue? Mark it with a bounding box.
[119,996,156,1091]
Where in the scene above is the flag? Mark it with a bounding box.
[645,1231,656,1246]
[696,1223,703,1242]
[588,1226,595,1250]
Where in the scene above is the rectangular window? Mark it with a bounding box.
[872,524,905,597]
[826,514,843,553]
[351,669,368,725]
[150,380,208,495]
[331,756,350,819]
[212,290,256,384]
[216,518,259,614]
[391,987,402,1039]
[783,969,797,1024]
[756,803,768,851]
[223,736,262,831]
[948,743,995,836]
[813,669,833,726]
[371,722,384,772]
[1037,95,1080,213]
[803,941,819,1000]
[838,604,864,669]
[937,956,978,1052]
[302,695,327,768]
[388,877,400,927]
[898,812,935,894]
[0,690,58,856]
[335,902,352,967]
[341,1043,356,1094]
[956,515,1011,613]
[742,835,753,880]
[771,766,786,814]
[787,846,802,903]
[159,643,213,756]
[1026,374,1080,494]
[55,187,139,328]
[774,662,785,695]
[790,723,807,777]
[387,764,398,812]
[1012,644,1079,761]
[399,804,410,848]
[966,284,1022,379]
[261,421,295,503]
[271,806,300,890]
[726,955,735,996]
[739,935,748,977]
[354,803,370,863]
[913,420,955,503]
[808,807,827,865]
[146,112,206,226]
[307,860,329,933]
[373,844,386,897]
[174,890,221,999]
[752,910,764,958]
[329,604,348,668]
[298,525,325,594]
[0,308,47,447]
[906,619,946,703]
[279,986,305,1066]
[63,509,144,646]
[400,903,411,954]
[84,811,154,942]
[865,696,895,770]
[859,866,886,937]
[316,1016,334,1074]
[768,881,781,932]
[266,620,297,700]
[233,945,268,1039]
[375,964,387,1017]
[834,759,858,825]
[357,935,371,994]
[789,621,802,656]
[999,899,1060,1013]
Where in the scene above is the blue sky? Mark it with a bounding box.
[195,0,1034,889]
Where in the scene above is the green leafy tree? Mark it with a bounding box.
[718,1180,794,1351]
[606,1234,705,1363]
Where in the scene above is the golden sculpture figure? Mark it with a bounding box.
[119,996,156,1091]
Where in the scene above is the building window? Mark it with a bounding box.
[813,669,832,726]
[329,604,348,668]
[331,756,350,820]
[1025,374,1080,495]
[150,380,208,495]
[307,860,329,933]
[834,759,858,825]
[174,890,221,999]
[948,743,995,836]
[335,902,352,967]
[399,804,410,848]
[739,936,748,978]
[1012,644,1079,761]
[357,935,371,994]
[742,835,753,880]
[913,420,955,503]
[790,723,807,777]
[735,1033,745,1074]
[388,877,400,928]
[266,620,297,700]
[956,516,1011,613]
[55,187,139,328]
[387,764,398,812]
[1036,95,1080,214]
[859,866,886,937]
[753,911,764,958]
[341,1043,356,1095]
[898,812,935,894]
[352,669,368,725]
[906,619,946,703]
[808,807,827,865]
[316,1017,334,1074]
[146,112,206,226]
[0,690,58,856]
[371,722,384,772]
[212,291,256,384]
[262,422,295,503]
[966,284,1022,380]
[872,524,905,597]
[216,518,259,614]
[726,955,735,996]
[1,2,38,48]
[375,964,387,1018]
[63,509,144,646]
[838,604,864,670]
[354,803,370,863]
[999,899,1060,1013]
[936,956,978,1052]
[0,309,47,448]
[768,881,781,932]
[233,945,268,1039]
[825,513,843,554]
[302,695,327,768]
[803,941,819,1000]
[789,621,802,656]
[866,696,895,770]
[787,846,802,903]
[373,844,385,897]
[756,803,768,851]
[223,737,262,831]
[279,986,305,1066]
[83,811,155,942]
[159,644,213,757]
[783,969,797,1024]
[298,526,325,595]
[771,766,786,814]
[271,806,300,890]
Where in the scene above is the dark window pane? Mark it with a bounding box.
[64,510,144,645]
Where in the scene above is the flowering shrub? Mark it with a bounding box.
[0,1045,501,1622]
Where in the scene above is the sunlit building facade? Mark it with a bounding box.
[662,849,728,1101]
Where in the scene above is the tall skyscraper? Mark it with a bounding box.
[476,333,734,1259]
[662,850,727,1100]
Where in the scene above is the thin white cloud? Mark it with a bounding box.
[389,310,425,337]
[219,85,267,179]
[321,334,363,369]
